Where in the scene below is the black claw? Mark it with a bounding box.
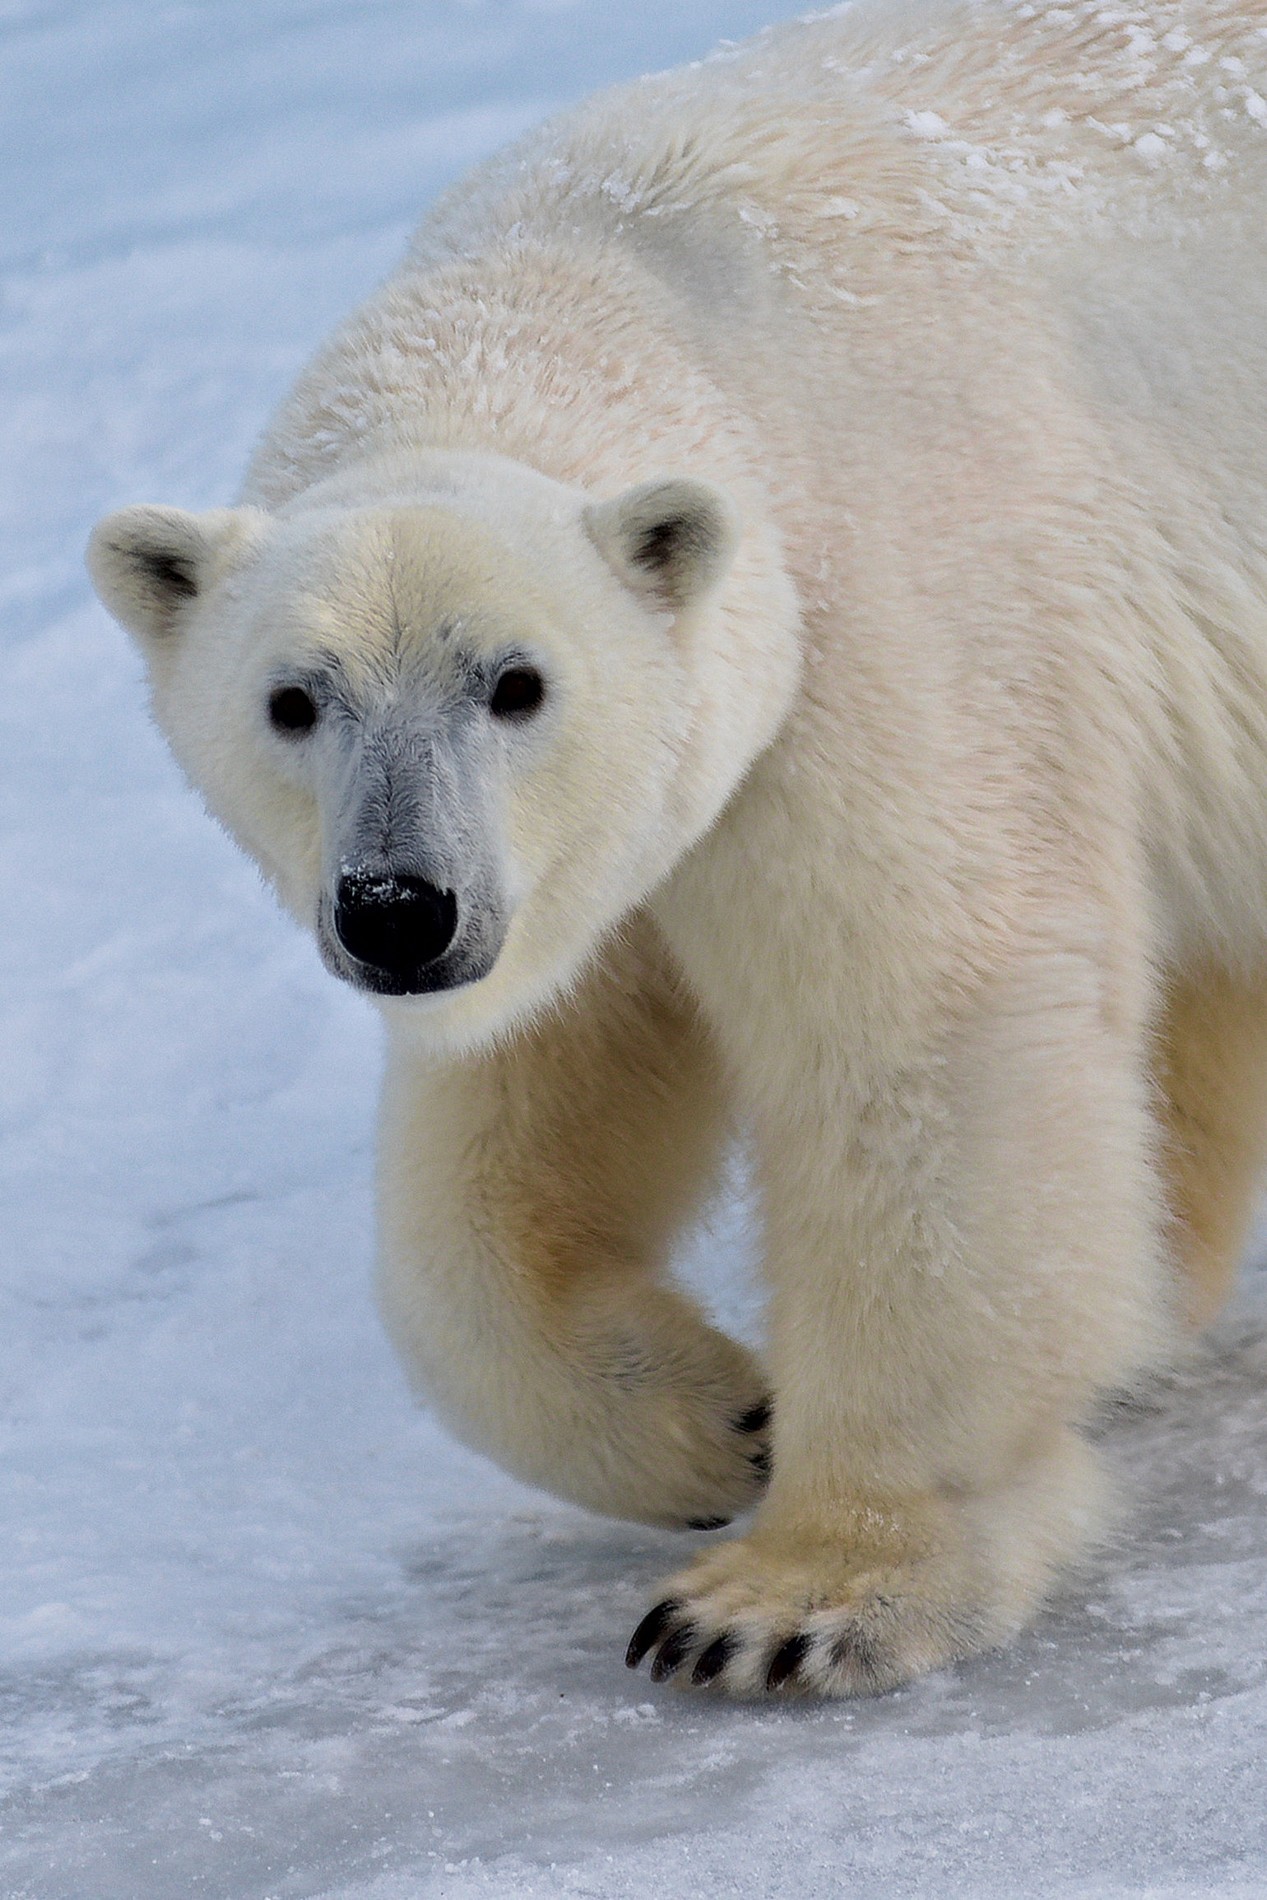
[626,1599,680,1671]
[691,1634,736,1686]
[733,1400,772,1435]
[649,1623,696,1683]
[747,1445,772,1482]
[765,1632,811,1692]
[686,1516,731,1532]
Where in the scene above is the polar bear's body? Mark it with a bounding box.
[90,0,1267,1696]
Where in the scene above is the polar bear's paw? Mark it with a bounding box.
[585,1360,772,1532]
[560,1293,773,1531]
[624,1519,1002,1698]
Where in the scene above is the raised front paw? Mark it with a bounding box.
[625,1519,997,1697]
[569,1299,774,1530]
[609,1379,772,1532]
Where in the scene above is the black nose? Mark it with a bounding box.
[333,872,458,990]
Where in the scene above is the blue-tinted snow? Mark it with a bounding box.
[1,3,1266,1896]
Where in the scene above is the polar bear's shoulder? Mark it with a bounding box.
[415,0,1267,265]
[243,1,1267,511]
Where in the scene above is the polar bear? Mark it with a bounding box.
[88,0,1267,1697]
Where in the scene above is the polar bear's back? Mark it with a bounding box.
[419,0,1267,273]
[249,1,1267,516]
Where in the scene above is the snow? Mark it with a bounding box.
[2,2,1267,1895]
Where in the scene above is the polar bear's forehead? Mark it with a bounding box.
[253,502,576,691]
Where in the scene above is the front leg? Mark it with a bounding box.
[377,915,770,1530]
[628,942,1171,1690]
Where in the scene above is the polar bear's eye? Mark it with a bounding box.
[488,666,545,720]
[268,685,319,735]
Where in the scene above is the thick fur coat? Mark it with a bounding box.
[89,0,1267,1696]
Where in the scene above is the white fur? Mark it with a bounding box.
[89,1,1267,1696]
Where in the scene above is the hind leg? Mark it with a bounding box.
[1157,962,1267,1330]
[376,911,770,1528]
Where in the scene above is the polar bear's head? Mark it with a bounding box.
[89,452,799,1050]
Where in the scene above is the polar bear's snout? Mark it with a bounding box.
[317,862,505,997]
[307,676,513,1001]
[330,870,459,995]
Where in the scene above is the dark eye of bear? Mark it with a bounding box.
[489,667,545,720]
[268,685,319,734]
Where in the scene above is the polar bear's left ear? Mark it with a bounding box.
[87,505,260,646]
[584,477,739,616]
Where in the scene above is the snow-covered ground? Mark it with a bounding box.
[3,2,1267,1894]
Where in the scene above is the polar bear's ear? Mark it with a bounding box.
[87,505,257,645]
[584,478,739,616]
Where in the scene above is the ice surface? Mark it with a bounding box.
[2,3,1266,1896]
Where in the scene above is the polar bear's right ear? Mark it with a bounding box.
[87,505,258,645]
